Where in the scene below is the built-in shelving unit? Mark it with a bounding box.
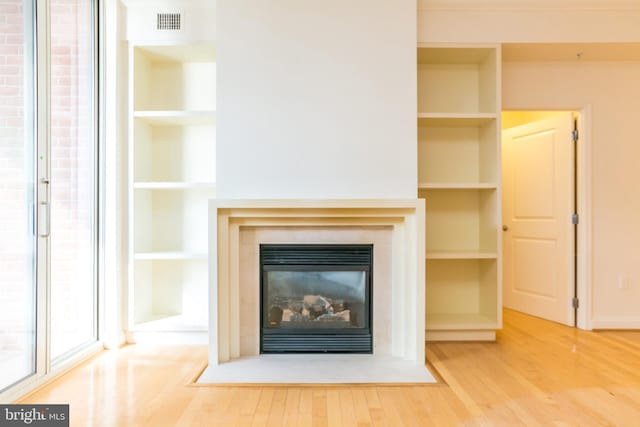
[418,44,502,341]
[127,43,215,339]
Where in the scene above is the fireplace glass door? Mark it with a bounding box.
[260,244,373,353]
[264,268,367,329]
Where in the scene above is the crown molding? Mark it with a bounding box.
[417,0,640,11]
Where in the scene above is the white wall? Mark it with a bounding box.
[418,2,640,44]
[503,61,640,327]
[103,0,129,348]
[124,0,216,43]
[216,0,417,199]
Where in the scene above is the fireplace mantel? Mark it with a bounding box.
[208,199,426,368]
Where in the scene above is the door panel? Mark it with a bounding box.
[49,0,97,360]
[514,132,555,218]
[502,114,575,326]
[513,238,557,297]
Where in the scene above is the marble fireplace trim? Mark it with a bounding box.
[208,199,426,367]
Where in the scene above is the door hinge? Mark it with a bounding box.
[572,129,579,142]
[571,213,579,225]
[572,297,580,309]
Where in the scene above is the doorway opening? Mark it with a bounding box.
[501,110,584,328]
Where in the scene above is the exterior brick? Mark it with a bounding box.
[0,4,20,13]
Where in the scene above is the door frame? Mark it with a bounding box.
[502,106,592,330]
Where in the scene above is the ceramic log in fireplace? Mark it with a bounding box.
[260,244,373,353]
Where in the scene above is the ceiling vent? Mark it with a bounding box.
[157,13,181,30]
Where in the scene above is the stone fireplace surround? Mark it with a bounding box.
[203,199,430,383]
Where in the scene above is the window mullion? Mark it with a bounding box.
[34,0,51,377]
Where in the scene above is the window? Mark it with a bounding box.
[0,0,100,397]
[0,0,36,392]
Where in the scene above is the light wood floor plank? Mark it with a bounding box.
[311,388,328,427]
[283,387,301,426]
[339,388,359,426]
[375,386,408,426]
[351,388,373,426]
[299,388,312,415]
[325,388,343,427]
[363,387,386,426]
[239,388,262,416]
[265,388,287,427]
[17,309,640,426]
[251,387,274,427]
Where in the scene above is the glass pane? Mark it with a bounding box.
[0,0,37,390]
[50,0,96,359]
[265,271,366,329]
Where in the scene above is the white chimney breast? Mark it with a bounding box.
[216,0,417,199]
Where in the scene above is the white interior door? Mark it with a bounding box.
[502,113,575,326]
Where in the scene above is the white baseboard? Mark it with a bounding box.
[590,317,640,329]
[425,330,496,341]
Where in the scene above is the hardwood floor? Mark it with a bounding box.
[20,309,640,426]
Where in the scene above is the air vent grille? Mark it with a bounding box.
[157,13,181,30]
[262,333,372,353]
[260,244,373,265]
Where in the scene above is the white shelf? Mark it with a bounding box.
[417,46,497,114]
[132,314,207,332]
[133,44,216,112]
[421,189,498,254]
[134,182,216,190]
[426,252,497,260]
[134,44,216,63]
[133,110,215,125]
[128,41,215,339]
[134,189,212,254]
[426,258,499,330]
[134,252,207,260]
[418,182,497,190]
[419,45,501,339]
[418,119,497,184]
[133,119,215,183]
[426,313,498,330]
[417,113,496,127]
[417,46,495,65]
[132,258,208,330]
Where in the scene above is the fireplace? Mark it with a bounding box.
[260,244,373,353]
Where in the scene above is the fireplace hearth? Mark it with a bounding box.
[260,244,373,353]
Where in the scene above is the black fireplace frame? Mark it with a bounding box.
[259,244,373,354]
